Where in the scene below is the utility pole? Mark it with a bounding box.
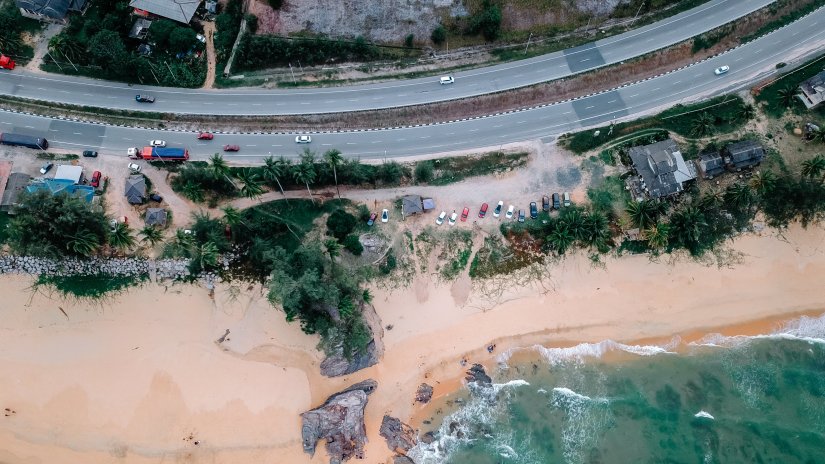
[524,32,533,54]
[288,63,296,83]
[630,2,645,26]
[147,62,161,85]
[46,52,62,71]
[60,50,78,72]
[164,61,177,83]
[298,60,303,74]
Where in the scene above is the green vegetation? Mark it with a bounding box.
[422,152,529,186]
[0,212,11,244]
[0,3,39,62]
[755,53,825,118]
[36,152,79,161]
[740,0,825,44]
[469,234,542,278]
[560,96,752,154]
[34,273,148,300]
[467,0,502,41]
[438,229,473,280]
[326,209,357,240]
[235,35,398,71]
[691,25,733,53]
[215,0,244,63]
[587,175,628,220]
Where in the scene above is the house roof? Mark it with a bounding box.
[26,179,95,203]
[15,0,87,20]
[145,208,167,226]
[125,175,146,204]
[422,198,435,211]
[696,151,726,178]
[725,140,764,167]
[54,164,83,184]
[129,0,200,23]
[1,172,31,210]
[798,70,825,109]
[401,195,423,216]
[628,138,696,199]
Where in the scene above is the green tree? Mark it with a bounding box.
[48,35,84,62]
[326,209,357,240]
[625,199,663,229]
[149,19,177,49]
[109,221,136,253]
[67,229,102,257]
[809,127,825,144]
[193,241,220,271]
[221,205,244,228]
[324,238,341,258]
[644,222,669,251]
[669,205,708,255]
[378,160,404,184]
[749,170,777,196]
[87,30,127,68]
[237,168,265,201]
[168,27,197,54]
[415,161,435,183]
[737,103,756,122]
[181,181,205,202]
[343,234,363,255]
[293,150,317,204]
[582,211,611,252]
[262,155,290,201]
[776,86,799,109]
[469,1,502,41]
[324,149,344,199]
[209,153,231,181]
[547,223,575,255]
[801,154,825,180]
[139,225,164,247]
[690,112,716,137]
[724,183,754,211]
[431,25,446,45]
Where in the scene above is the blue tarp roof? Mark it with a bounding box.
[27,178,95,203]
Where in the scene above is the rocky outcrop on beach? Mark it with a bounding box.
[320,303,385,377]
[0,255,224,283]
[301,379,377,463]
[379,415,418,455]
[393,456,416,464]
[415,383,433,403]
[465,364,492,386]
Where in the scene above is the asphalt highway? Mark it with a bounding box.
[0,0,774,115]
[2,7,823,161]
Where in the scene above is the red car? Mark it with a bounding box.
[90,171,102,188]
[197,132,214,140]
[223,144,240,152]
[460,207,470,222]
[478,203,489,218]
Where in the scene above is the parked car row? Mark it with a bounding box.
[434,192,572,226]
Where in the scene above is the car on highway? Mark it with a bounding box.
[714,65,730,75]
[542,195,550,212]
[197,132,214,140]
[82,150,98,158]
[90,170,102,188]
[128,162,141,173]
[552,193,561,210]
[448,212,458,226]
[460,207,470,222]
[295,135,312,144]
[439,75,455,85]
[223,144,240,152]
[367,212,377,226]
[518,209,526,223]
[493,201,503,218]
[39,162,53,174]
[505,205,515,219]
[381,208,389,223]
[478,203,488,218]
[530,201,538,219]
[563,192,571,207]
[149,140,166,147]
[436,211,447,225]
[135,95,155,103]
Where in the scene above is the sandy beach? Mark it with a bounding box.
[0,223,824,464]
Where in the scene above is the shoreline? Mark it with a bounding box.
[0,224,823,463]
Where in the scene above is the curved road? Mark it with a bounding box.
[0,0,773,115]
[2,7,823,161]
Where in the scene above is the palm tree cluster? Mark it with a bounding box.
[542,207,612,255]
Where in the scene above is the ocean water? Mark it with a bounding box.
[408,313,825,464]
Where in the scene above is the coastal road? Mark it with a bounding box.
[0,0,774,115]
[2,7,824,161]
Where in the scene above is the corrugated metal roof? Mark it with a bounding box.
[129,0,200,23]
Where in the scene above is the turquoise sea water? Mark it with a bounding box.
[408,313,825,464]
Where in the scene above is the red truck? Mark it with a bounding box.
[0,55,15,70]
[127,146,189,161]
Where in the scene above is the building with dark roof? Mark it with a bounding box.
[130,0,200,24]
[724,140,764,171]
[696,151,726,179]
[798,70,825,110]
[1,172,31,212]
[125,175,146,205]
[628,138,696,199]
[15,0,88,23]
[145,208,168,226]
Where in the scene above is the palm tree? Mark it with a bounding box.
[776,86,799,109]
[48,35,83,62]
[801,154,825,180]
[698,188,724,210]
[66,229,100,257]
[582,211,611,252]
[561,209,587,242]
[324,238,341,258]
[324,149,344,199]
[293,150,317,204]
[139,225,164,247]
[690,112,716,137]
[749,170,777,195]
[209,153,231,180]
[547,223,575,255]
[670,205,707,250]
[262,155,290,202]
[625,199,662,230]
[181,181,205,203]
[644,222,670,251]
[194,241,220,270]
[109,222,136,253]
[221,205,244,228]
[737,103,756,122]
[809,127,825,144]
[724,183,754,211]
[236,168,265,201]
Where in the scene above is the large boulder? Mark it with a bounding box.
[379,415,417,454]
[415,383,433,403]
[465,364,492,386]
[320,303,385,377]
[301,380,378,463]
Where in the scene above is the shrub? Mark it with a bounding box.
[378,161,406,185]
[245,14,258,34]
[468,1,502,41]
[404,34,414,48]
[268,0,283,9]
[326,209,357,240]
[414,160,434,183]
[343,234,363,255]
[379,252,397,274]
[431,25,446,45]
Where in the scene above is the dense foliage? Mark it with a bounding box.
[235,34,383,70]
[0,3,40,60]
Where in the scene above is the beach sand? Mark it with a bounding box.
[0,224,823,463]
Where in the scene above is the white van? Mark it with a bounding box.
[439,75,454,85]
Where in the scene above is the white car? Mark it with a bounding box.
[435,211,447,225]
[439,75,454,85]
[295,135,312,144]
[714,65,730,75]
[149,140,166,147]
[493,200,504,218]
[505,205,515,219]
[381,208,389,223]
[128,162,141,173]
[448,212,458,226]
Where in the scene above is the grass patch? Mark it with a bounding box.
[469,234,542,278]
[34,273,148,300]
[755,53,825,118]
[437,229,473,280]
[424,152,529,186]
[36,152,79,161]
[587,175,628,219]
[241,198,352,252]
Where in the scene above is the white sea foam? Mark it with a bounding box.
[694,410,715,420]
[496,444,518,459]
[552,387,592,402]
[691,313,825,348]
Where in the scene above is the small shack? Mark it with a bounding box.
[125,175,146,205]
[53,165,83,184]
[401,195,436,217]
[696,151,725,180]
[145,208,167,227]
[724,140,764,171]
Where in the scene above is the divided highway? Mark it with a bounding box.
[0,0,774,115]
[2,5,823,161]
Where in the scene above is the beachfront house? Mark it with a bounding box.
[798,70,825,110]
[723,140,764,172]
[628,138,696,200]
